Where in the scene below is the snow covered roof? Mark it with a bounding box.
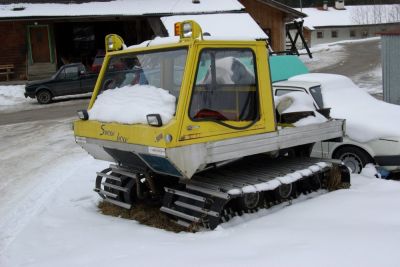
[299,4,400,30]
[0,0,244,18]
[161,13,268,40]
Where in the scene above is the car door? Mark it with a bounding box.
[53,65,81,96]
[179,45,275,143]
[79,65,97,93]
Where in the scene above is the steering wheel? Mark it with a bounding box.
[194,109,228,120]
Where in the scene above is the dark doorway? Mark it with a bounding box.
[30,26,51,63]
[53,19,155,70]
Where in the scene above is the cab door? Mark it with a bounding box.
[178,44,275,143]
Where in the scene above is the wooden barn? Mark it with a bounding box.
[0,0,305,81]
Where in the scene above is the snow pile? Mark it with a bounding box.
[228,162,331,195]
[353,63,383,94]
[0,85,28,107]
[274,91,328,126]
[289,73,400,142]
[361,164,381,178]
[88,85,176,125]
[128,36,180,49]
[202,57,255,84]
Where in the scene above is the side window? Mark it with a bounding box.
[57,69,66,80]
[190,49,258,121]
[64,66,79,79]
[309,86,324,108]
[275,88,298,96]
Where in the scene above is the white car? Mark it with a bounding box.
[273,74,400,175]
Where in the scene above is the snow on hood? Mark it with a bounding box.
[289,73,400,142]
[88,85,176,125]
[274,91,327,126]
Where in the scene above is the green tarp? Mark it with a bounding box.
[269,55,309,83]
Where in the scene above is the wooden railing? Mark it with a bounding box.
[0,64,14,81]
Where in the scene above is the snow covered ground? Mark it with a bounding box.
[1,118,400,267]
[300,37,383,94]
[0,85,36,112]
[1,97,399,266]
[0,85,91,114]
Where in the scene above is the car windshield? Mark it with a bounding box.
[99,48,188,99]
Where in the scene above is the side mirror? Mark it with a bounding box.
[77,109,89,120]
[146,114,162,127]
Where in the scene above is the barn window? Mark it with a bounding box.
[350,30,356,37]
[317,31,323,39]
[331,30,338,38]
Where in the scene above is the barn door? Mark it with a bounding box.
[29,26,51,63]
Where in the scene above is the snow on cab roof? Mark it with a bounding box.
[299,4,400,30]
[0,0,243,18]
[161,13,267,40]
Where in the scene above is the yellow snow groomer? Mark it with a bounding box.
[74,21,350,229]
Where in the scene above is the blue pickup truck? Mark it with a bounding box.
[24,63,98,104]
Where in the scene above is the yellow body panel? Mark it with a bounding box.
[74,37,277,149]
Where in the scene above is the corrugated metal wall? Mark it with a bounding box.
[382,34,400,105]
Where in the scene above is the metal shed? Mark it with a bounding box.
[381,31,400,105]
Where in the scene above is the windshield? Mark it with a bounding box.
[100,48,188,99]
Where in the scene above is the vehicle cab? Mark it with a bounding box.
[73,20,278,178]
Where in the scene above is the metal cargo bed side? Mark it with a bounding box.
[167,119,345,178]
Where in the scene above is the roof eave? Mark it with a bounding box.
[256,0,307,18]
[0,9,246,21]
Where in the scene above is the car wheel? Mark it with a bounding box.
[333,146,372,174]
[36,90,52,104]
